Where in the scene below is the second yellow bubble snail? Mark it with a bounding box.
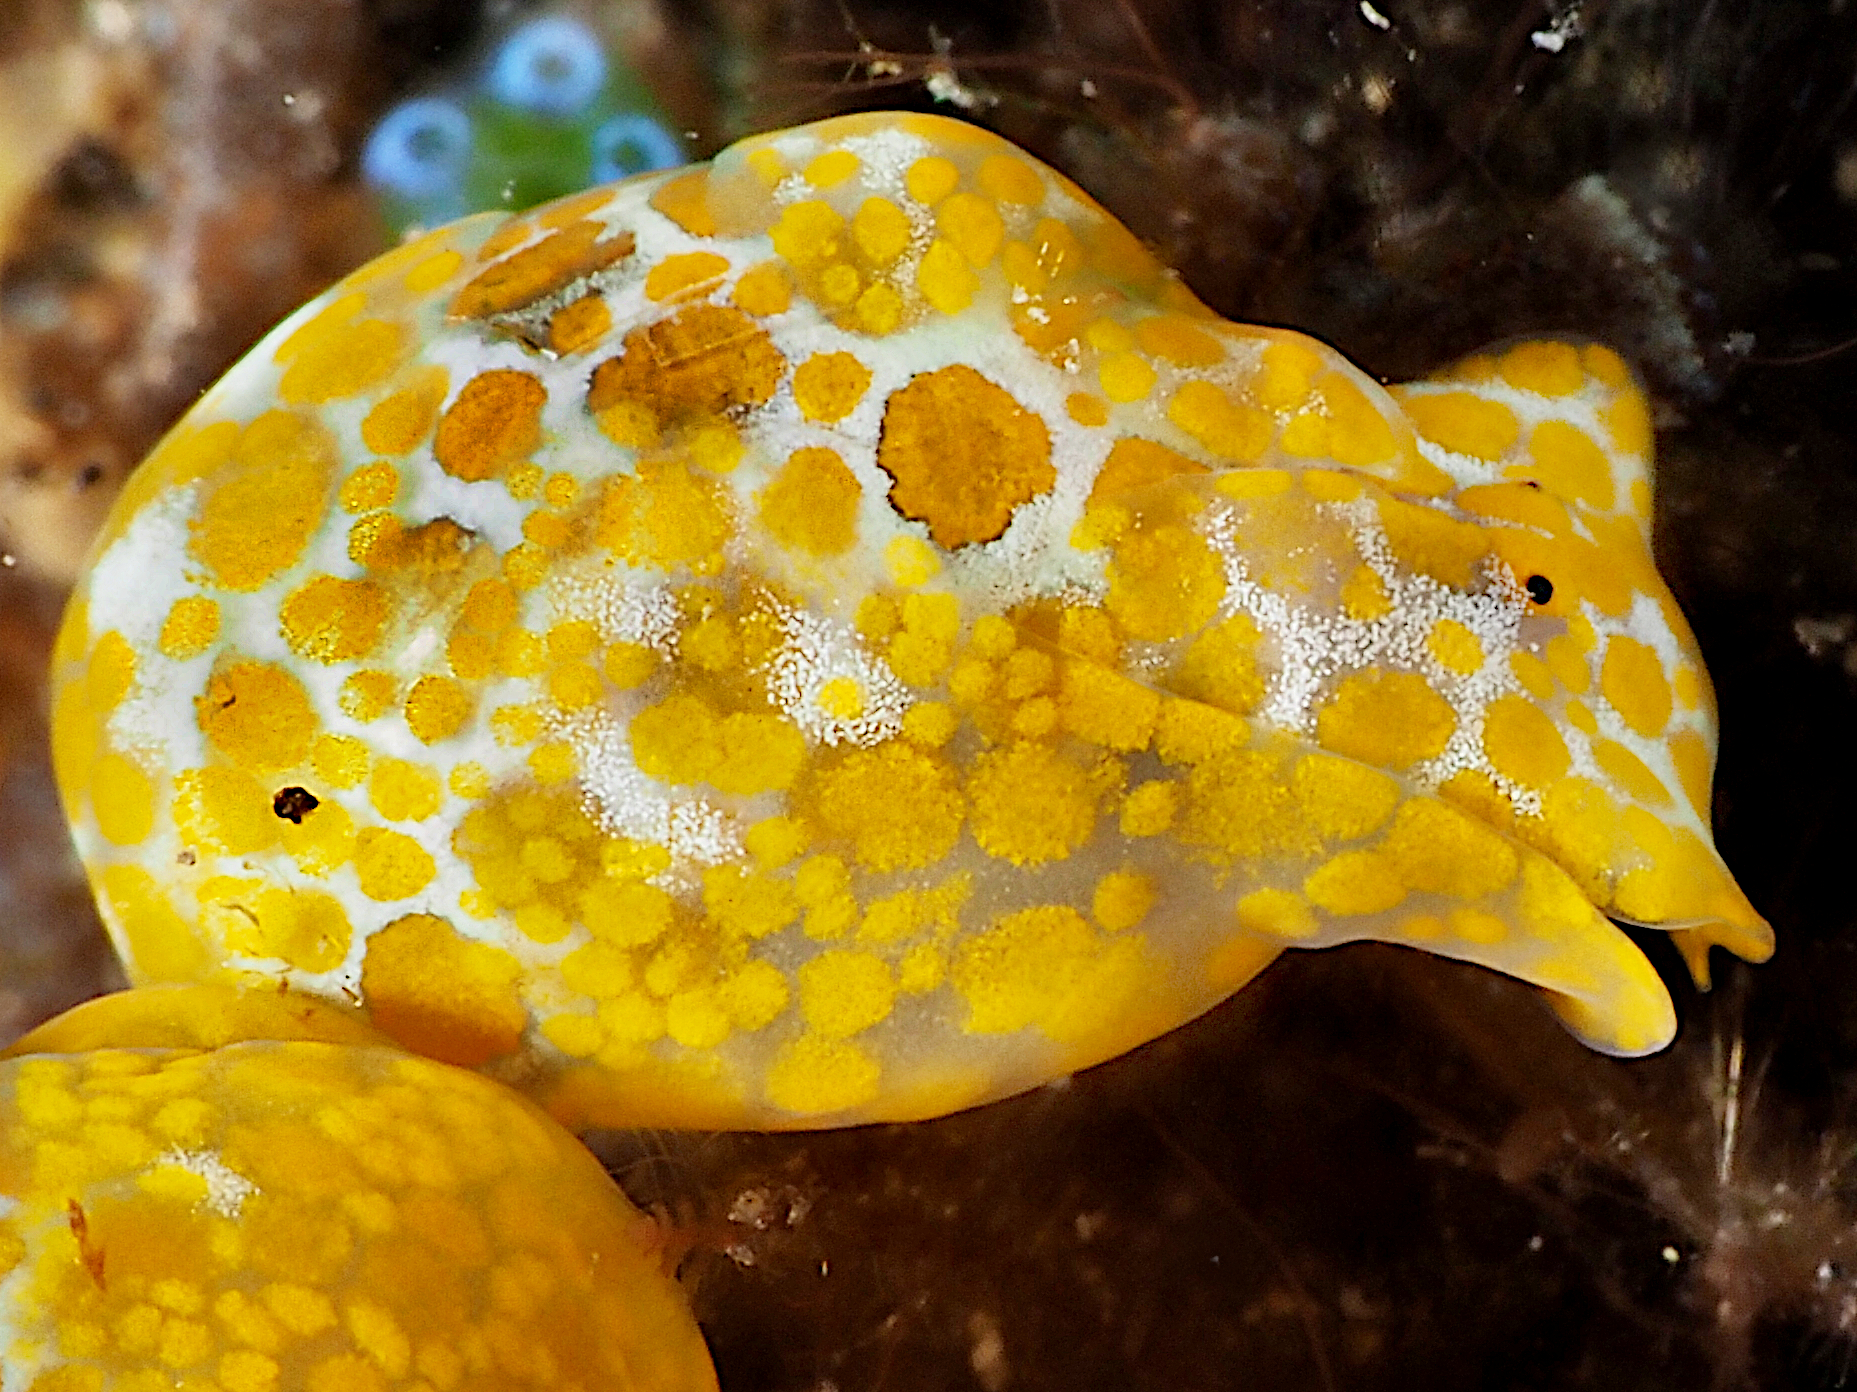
[21,105,1770,1388]
[0,985,717,1392]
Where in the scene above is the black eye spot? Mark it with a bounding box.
[272,787,320,823]
[1525,574,1555,605]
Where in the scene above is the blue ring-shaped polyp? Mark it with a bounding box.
[591,114,684,183]
[362,96,473,201]
[486,15,608,119]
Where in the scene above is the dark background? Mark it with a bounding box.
[2,1,1855,1387]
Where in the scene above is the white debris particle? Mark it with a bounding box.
[156,1148,256,1217]
[925,69,975,109]
[1359,1,1392,30]
[1530,7,1582,52]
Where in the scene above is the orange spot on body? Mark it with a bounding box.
[433,371,547,483]
[587,305,785,427]
[877,365,1053,548]
[451,222,634,318]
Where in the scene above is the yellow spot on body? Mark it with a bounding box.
[1402,391,1521,460]
[1253,339,1321,409]
[1525,420,1616,510]
[968,742,1104,866]
[86,628,138,709]
[979,154,1044,204]
[404,675,472,744]
[937,193,1003,266]
[1482,696,1571,788]
[1060,661,1159,751]
[1105,525,1225,642]
[1291,753,1401,841]
[1236,888,1317,939]
[91,753,155,845]
[951,904,1145,1042]
[1341,565,1393,622]
[1510,651,1555,700]
[806,148,861,187]
[884,535,941,587]
[770,199,845,264]
[1093,871,1156,931]
[854,281,905,334]
[906,155,960,205]
[1545,633,1591,693]
[1426,619,1483,675]
[404,247,463,293]
[360,366,448,456]
[644,251,731,301]
[1380,799,1518,899]
[353,827,436,901]
[339,462,399,513]
[1067,393,1109,426]
[799,951,897,1037]
[159,596,220,660]
[1669,727,1714,815]
[1376,497,1489,587]
[1098,352,1157,403]
[1087,318,1133,352]
[1591,737,1671,806]
[277,309,406,406]
[817,676,864,719]
[732,261,792,316]
[369,757,442,821]
[1167,381,1269,461]
[359,912,525,1065]
[189,411,337,591]
[766,1035,880,1114]
[810,743,963,871]
[1600,635,1673,737]
[196,662,317,769]
[1499,341,1585,396]
[603,642,656,689]
[916,237,978,314]
[852,196,912,265]
[1315,669,1456,771]
[793,351,873,423]
[280,575,390,664]
[1303,851,1405,915]
[1449,908,1508,944]
[1120,779,1178,836]
[650,169,715,235]
[207,882,352,972]
[340,669,398,723]
[101,864,211,980]
[1604,387,1653,456]
[173,767,278,855]
[596,456,733,574]
[1135,315,1225,367]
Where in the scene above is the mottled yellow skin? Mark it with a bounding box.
[0,988,716,1392]
[50,111,1766,1128]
